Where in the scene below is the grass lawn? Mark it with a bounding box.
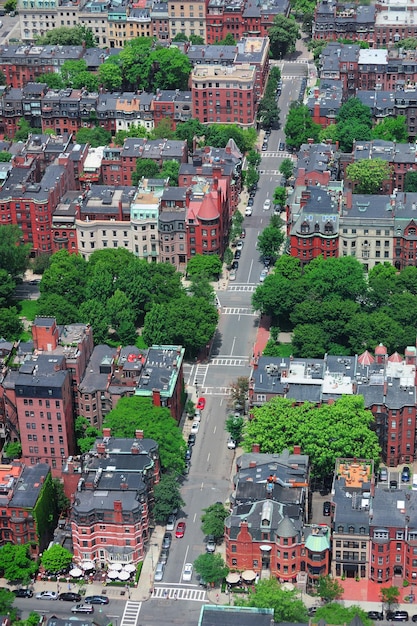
[17,299,38,321]
[276,343,293,357]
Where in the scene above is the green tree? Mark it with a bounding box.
[381,586,400,611]
[201,503,228,541]
[4,0,16,13]
[0,307,23,340]
[160,159,180,185]
[404,171,417,192]
[0,589,15,615]
[316,575,344,603]
[319,123,338,144]
[394,37,417,49]
[371,116,408,142]
[36,72,65,89]
[268,15,300,59]
[258,96,280,129]
[25,612,42,626]
[36,25,96,47]
[284,103,321,150]
[115,124,148,146]
[31,253,51,275]
[185,399,195,418]
[257,224,284,261]
[346,158,392,194]
[52,478,70,513]
[41,545,73,573]
[119,38,154,91]
[37,293,79,325]
[292,323,327,357]
[0,224,30,279]
[40,249,87,305]
[152,472,185,524]
[103,396,186,473]
[75,126,111,148]
[187,254,222,280]
[0,151,11,162]
[0,270,16,308]
[175,119,205,150]
[279,158,294,181]
[132,158,160,185]
[225,415,244,442]
[189,35,205,44]
[244,395,381,479]
[3,441,21,459]
[213,33,236,45]
[172,33,188,42]
[337,97,372,126]
[273,186,287,207]
[224,247,234,268]
[194,553,228,585]
[0,544,37,584]
[78,299,109,344]
[61,59,88,86]
[72,71,99,92]
[97,59,123,91]
[238,579,308,622]
[150,47,192,91]
[14,118,36,142]
[152,117,175,140]
[315,604,372,626]
[336,97,372,152]
[74,416,101,454]
[247,149,261,168]
[246,164,260,190]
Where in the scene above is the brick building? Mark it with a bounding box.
[68,430,159,566]
[224,449,331,587]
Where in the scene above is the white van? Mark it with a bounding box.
[412,474,417,490]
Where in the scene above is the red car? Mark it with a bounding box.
[196,397,206,411]
[175,521,186,538]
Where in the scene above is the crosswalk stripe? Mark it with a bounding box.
[228,284,257,292]
[120,601,142,626]
[211,357,249,367]
[223,307,256,315]
[152,586,206,602]
[199,386,232,395]
[193,363,208,387]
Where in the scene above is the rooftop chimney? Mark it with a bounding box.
[252,443,260,453]
[103,427,111,438]
[135,430,144,439]
[293,445,301,455]
[97,443,106,455]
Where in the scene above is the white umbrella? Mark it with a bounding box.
[107,570,119,579]
[124,564,136,573]
[108,563,122,571]
[226,572,240,584]
[69,568,83,577]
[81,561,95,571]
[241,569,257,582]
[118,570,130,581]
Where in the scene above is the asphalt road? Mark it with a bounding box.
[0,12,21,43]
[14,596,126,624]
[138,64,306,625]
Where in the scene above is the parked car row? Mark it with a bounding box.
[368,611,417,622]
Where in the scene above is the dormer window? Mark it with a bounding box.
[301,221,310,234]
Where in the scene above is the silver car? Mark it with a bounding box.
[154,562,165,582]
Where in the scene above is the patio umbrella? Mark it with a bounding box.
[118,570,130,581]
[124,564,136,573]
[81,561,95,571]
[226,572,240,584]
[107,570,119,579]
[69,568,83,577]
[108,563,122,571]
[241,570,257,582]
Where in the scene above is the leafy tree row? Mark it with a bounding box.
[0,225,31,340]
[257,66,281,130]
[38,248,218,355]
[253,255,417,357]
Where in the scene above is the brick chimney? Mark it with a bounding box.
[103,428,111,438]
[252,443,260,453]
[293,445,301,455]
[97,443,106,455]
[249,461,257,468]
[152,389,161,406]
[135,430,144,439]
[131,443,139,454]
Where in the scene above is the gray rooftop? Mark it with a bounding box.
[8,464,50,509]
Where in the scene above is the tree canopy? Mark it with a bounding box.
[187,255,222,280]
[103,396,186,473]
[268,15,300,59]
[346,158,392,194]
[284,103,321,150]
[0,544,37,583]
[244,396,381,479]
[237,579,308,622]
[315,604,372,626]
[36,25,96,47]
[194,553,229,584]
[153,472,184,523]
[41,545,73,573]
[201,503,229,540]
[335,98,372,152]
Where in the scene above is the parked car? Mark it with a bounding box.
[71,605,94,614]
[162,532,172,549]
[154,562,165,582]
[188,433,196,447]
[191,421,199,434]
[229,269,236,281]
[323,501,331,516]
[166,514,176,531]
[196,397,206,410]
[59,593,82,602]
[390,479,398,489]
[84,596,109,605]
[411,616,417,623]
[234,250,241,260]
[367,612,384,621]
[236,240,243,251]
[386,612,409,621]
[182,563,193,582]
[232,260,239,270]
[259,269,268,283]
[36,591,58,601]
[185,447,192,461]
[159,548,169,564]
[183,461,191,475]
[206,535,216,553]
[13,589,33,598]
[245,207,253,216]
[241,228,246,238]
[247,197,254,206]
[227,437,236,449]
[402,466,411,482]
[379,467,388,481]
[279,142,285,152]
[194,409,201,422]
[263,199,271,211]
[175,521,186,538]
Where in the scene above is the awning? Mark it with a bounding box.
[108,563,122,571]
[226,572,241,584]
[69,568,83,577]
[124,564,136,573]
[241,569,257,582]
[260,545,272,551]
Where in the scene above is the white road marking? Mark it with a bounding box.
[152,587,206,602]
[120,601,142,626]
